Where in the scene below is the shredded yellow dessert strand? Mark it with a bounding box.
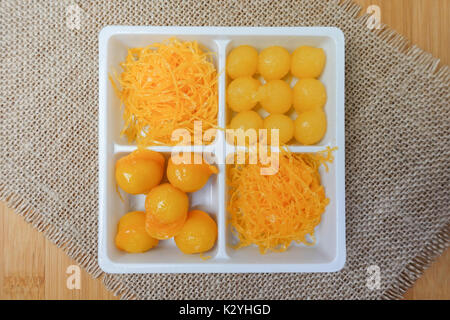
[109,38,218,146]
[227,147,336,254]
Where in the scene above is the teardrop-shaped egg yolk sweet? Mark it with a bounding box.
[167,153,219,193]
[174,210,218,254]
[115,150,165,195]
[115,211,159,253]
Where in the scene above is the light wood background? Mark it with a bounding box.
[0,0,449,300]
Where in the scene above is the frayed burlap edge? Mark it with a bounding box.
[103,273,138,300]
[382,223,450,299]
[1,0,449,300]
[0,189,103,278]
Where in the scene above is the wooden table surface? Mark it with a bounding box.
[1,0,449,300]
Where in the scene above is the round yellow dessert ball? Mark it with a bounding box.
[115,150,165,195]
[115,211,159,253]
[229,110,264,131]
[227,76,261,112]
[258,80,292,114]
[258,46,291,80]
[293,78,327,113]
[145,211,187,240]
[167,154,218,193]
[175,210,218,254]
[228,110,264,145]
[294,109,327,145]
[291,46,326,79]
[263,114,295,145]
[145,183,189,225]
[226,45,258,79]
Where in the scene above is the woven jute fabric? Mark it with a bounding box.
[0,0,449,300]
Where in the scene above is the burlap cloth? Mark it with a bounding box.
[0,0,449,300]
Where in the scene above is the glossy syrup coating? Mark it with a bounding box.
[167,153,218,193]
[145,183,189,224]
[115,211,159,253]
[144,183,189,240]
[115,150,165,195]
[145,210,187,240]
[175,210,218,254]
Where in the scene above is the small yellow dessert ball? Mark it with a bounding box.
[226,45,259,79]
[115,211,159,253]
[175,210,217,254]
[229,110,264,131]
[228,110,264,145]
[291,46,326,79]
[115,150,165,195]
[294,109,327,145]
[258,46,291,80]
[145,183,189,225]
[258,80,292,114]
[293,78,327,113]
[263,114,295,145]
[227,76,261,112]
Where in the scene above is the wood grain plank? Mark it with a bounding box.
[0,203,117,300]
[44,239,117,300]
[403,248,450,300]
[354,0,449,65]
[353,0,449,301]
[0,203,46,299]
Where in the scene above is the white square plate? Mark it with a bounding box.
[98,26,346,273]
